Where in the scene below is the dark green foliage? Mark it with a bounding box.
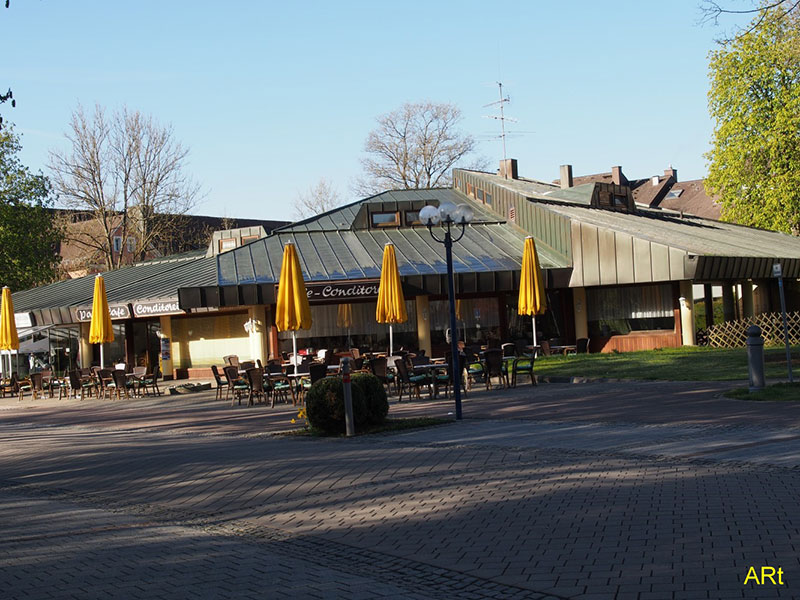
[351,372,389,426]
[305,377,367,434]
[0,126,63,290]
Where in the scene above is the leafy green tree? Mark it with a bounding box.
[706,7,800,234]
[0,126,63,290]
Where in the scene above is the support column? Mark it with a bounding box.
[679,280,696,346]
[159,315,173,380]
[703,284,714,328]
[79,322,92,368]
[741,281,754,319]
[572,287,589,340]
[247,305,268,365]
[722,284,736,322]
[415,295,432,357]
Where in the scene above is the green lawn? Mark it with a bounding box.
[534,345,798,382]
[725,383,800,401]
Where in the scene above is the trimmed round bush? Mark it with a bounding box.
[351,372,389,426]
[305,376,367,434]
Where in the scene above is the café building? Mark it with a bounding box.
[12,176,800,378]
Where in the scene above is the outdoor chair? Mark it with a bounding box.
[393,358,431,402]
[539,340,552,357]
[299,363,329,401]
[106,369,132,400]
[369,357,395,393]
[511,355,535,387]
[211,365,228,401]
[1,372,20,398]
[514,338,532,357]
[139,366,162,397]
[576,338,590,354]
[501,342,516,358]
[130,366,147,397]
[483,349,509,390]
[97,369,115,400]
[245,367,267,406]
[438,352,467,399]
[223,365,248,405]
[65,370,95,400]
[239,360,256,371]
[19,372,44,401]
[223,355,240,368]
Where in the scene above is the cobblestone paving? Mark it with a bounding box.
[1,382,799,599]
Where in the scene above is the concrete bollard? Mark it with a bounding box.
[746,325,765,392]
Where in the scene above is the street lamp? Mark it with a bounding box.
[419,202,474,420]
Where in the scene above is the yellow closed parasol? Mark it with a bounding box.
[89,275,114,367]
[376,243,407,356]
[0,286,19,376]
[275,243,312,363]
[518,236,547,346]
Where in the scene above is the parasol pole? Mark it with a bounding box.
[389,325,393,357]
[532,317,538,347]
[292,331,298,370]
[100,344,105,369]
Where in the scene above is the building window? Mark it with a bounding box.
[586,283,674,337]
[218,238,236,252]
[477,189,484,202]
[371,211,400,227]
[665,189,683,199]
[485,192,492,205]
[405,210,421,226]
[613,195,626,207]
[127,237,136,253]
[241,235,259,245]
[113,236,122,252]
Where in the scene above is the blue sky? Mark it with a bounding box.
[2,1,749,221]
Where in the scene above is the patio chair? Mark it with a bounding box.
[501,342,516,358]
[438,352,467,399]
[393,358,431,402]
[139,366,162,397]
[245,367,266,406]
[65,370,95,400]
[511,355,535,387]
[239,360,256,371]
[223,365,248,405]
[97,369,115,400]
[369,356,395,393]
[576,338,590,354]
[539,340,552,357]
[299,363,329,401]
[19,372,44,401]
[106,369,132,400]
[1,372,20,398]
[211,365,228,401]
[223,355,240,368]
[130,366,147,397]
[483,349,509,390]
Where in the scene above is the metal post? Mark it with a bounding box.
[342,357,355,436]
[777,276,794,383]
[444,224,463,420]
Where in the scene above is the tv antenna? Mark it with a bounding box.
[483,82,517,163]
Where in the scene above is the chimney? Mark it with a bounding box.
[499,158,518,180]
[559,164,573,189]
[611,166,627,186]
[664,166,678,182]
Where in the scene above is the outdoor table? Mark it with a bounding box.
[413,363,449,398]
[550,344,577,356]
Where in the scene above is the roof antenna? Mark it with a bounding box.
[483,82,516,163]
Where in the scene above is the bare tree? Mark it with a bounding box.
[49,105,201,270]
[700,0,800,40]
[354,102,485,196]
[293,178,342,220]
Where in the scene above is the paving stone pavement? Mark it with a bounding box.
[0,381,799,599]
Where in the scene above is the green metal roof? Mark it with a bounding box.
[12,251,217,313]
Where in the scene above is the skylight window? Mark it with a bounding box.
[666,189,684,199]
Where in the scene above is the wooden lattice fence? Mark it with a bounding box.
[704,311,800,348]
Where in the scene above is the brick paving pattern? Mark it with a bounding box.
[0,381,798,599]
